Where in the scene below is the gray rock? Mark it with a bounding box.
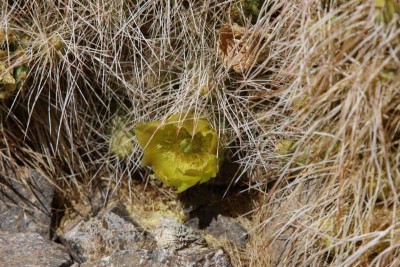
[186,207,249,247]
[0,232,72,267]
[0,167,54,238]
[152,216,207,250]
[80,248,232,267]
[59,205,155,263]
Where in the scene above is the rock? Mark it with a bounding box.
[0,167,54,237]
[0,232,72,267]
[186,207,249,247]
[152,216,207,250]
[80,248,232,267]
[197,248,233,267]
[59,205,155,263]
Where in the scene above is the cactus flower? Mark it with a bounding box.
[134,113,220,192]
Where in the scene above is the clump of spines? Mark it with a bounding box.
[0,0,400,266]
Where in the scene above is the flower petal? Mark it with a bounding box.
[134,113,221,192]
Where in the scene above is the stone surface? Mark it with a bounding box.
[0,167,54,237]
[0,232,72,267]
[152,216,207,250]
[186,207,249,247]
[80,248,232,267]
[59,205,155,263]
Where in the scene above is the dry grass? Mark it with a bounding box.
[1,0,399,266]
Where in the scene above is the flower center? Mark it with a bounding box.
[180,138,193,153]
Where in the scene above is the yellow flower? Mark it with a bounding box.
[134,113,220,192]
